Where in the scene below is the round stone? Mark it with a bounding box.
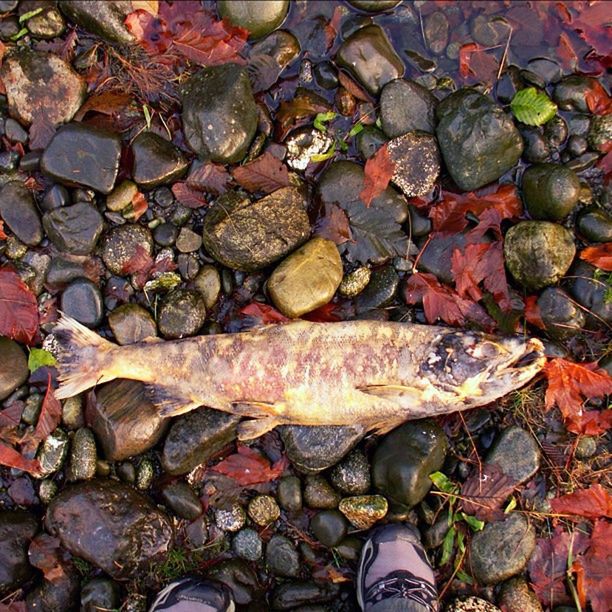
[176,227,202,253]
[37,428,69,476]
[157,289,206,339]
[67,427,97,481]
[303,475,340,510]
[80,578,120,612]
[485,427,540,485]
[388,132,440,198]
[108,304,157,345]
[310,510,348,547]
[277,476,302,513]
[380,78,437,137]
[537,287,586,339]
[193,265,221,310]
[339,267,371,298]
[577,207,612,243]
[247,495,280,526]
[329,449,371,495]
[214,504,246,533]
[338,495,388,530]
[161,481,202,520]
[498,577,543,612]
[60,279,103,328]
[0,181,42,246]
[232,528,263,561]
[43,203,104,255]
[0,510,38,594]
[131,131,188,189]
[101,224,153,276]
[106,180,138,212]
[522,163,581,221]
[265,535,300,577]
[0,338,28,401]
[218,0,289,39]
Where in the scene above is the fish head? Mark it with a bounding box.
[419,332,546,406]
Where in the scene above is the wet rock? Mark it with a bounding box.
[266,535,300,577]
[41,123,121,194]
[380,79,437,137]
[577,207,612,243]
[544,116,568,149]
[504,221,575,290]
[569,261,612,324]
[0,49,85,126]
[280,424,365,473]
[25,561,80,612]
[486,427,540,485]
[248,495,280,526]
[45,479,173,579]
[446,597,501,612]
[161,481,202,520]
[153,222,179,247]
[182,64,257,163]
[553,76,600,113]
[108,303,157,345]
[218,0,289,39]
[62,396,83,430]
[0,338,28,401]
[232,528,263,561]
[310,510,348,547]
[498,577,542,612]
[81,577,120,612]
[285,126,334,170]
[304,475,340,509]
[355,264,399,313]
[339,266,371,298]
[158,288,206,339]
[19,1,65,39]
[423,516,450,549]
[214,504,246,532]
[277,476,302,513]
[469,514,535,584]
[575,436,597,459]
[89,380,168,461]
[43,202,104,255]
[372,420,447,508]
[271,581,339,610]
[0,510,38,595]
[268,237,342,318]
[106,179,137,212]
[202,187,310,271]
[336,25,403,95]
[101,224,153,275]
[356,125,387,160]
[521,127,551,164]
[208,559,258,606]
[338,495,388,529]
[436,88,523,191]
[0,181,42,245]
[136,459,154,490]
[60,279,103,328]
[67,427,97,481]
[193,265,222,310]
[162,408,240,475]
[588,114,612,153]
[132,132,188,189]
[537,287,586,339]
[176,227,202,253]
[249,30,300,92]
[37,428,69,476]
[424,11,449,55]
[348,0,401,11]
[522,163,580,221]
[59,0,134,44]
[329,449,370,495]
[471,14,511,47]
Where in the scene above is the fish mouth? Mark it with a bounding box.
[501,338,546,373]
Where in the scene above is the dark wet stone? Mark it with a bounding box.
[271,581,340,610]
[566,134,588,157]
[232,528,263,561]
[43,202,104,255]
[0,15,18,40]
[424,11,448,55]
[486,427,540,485]
[537,287,586,339]
[18,1,65,39]
[89,380,169,461]
[45,479,173,579]
[266,535,300,577]
[469,514,535,585]
[521,127,550,164]
[41,123,121,194]
[577,207,612,243]
[418,233,471,285]
[161,481,202,520]
[153,222,179,247]
[202,187,310,272]
[218,0,289,39]
[208,559,258,606]
[303,474,340,509]
[504,221,575,291]
[372,420,447,509]
[355,265,399,313]
[0,49,85,126]
[348,0,401,11]
[162,408,240,475]
[131,131,188,189]
[553,75,600,113]
[67,427,97,481]
[0,1,18,13]
[182,64,257,163]
[158,288,206,339]
[380,79,437,137]
[81,577,120,612]
[329,449,370,495]
[42,184,70,211]
[277,476,302,513]
[59,0,134,43]
[423,516,450,549]
[37,429,69,476]
[356,125,387,160]
[470,14,512,47]
[569,261,612,324]
[588,114,612,153]
[60,279,103,328]
[436,88,523,191]
[522,163,580,221]
[310,510,348,547]
[498,577,543,612]
[544,116,568,149]
[26,561,80,612]
[101,224,153,275]
[0,181,42,246]
[117,461,136,484]
[5,118,27,143]
[336,24,404,95]
[279,424,366,473]
[0,337,28,401]
[0,510,38,595]
[313,60,338,90]
[46,257,85,287]
[249,30,300,92]
[108,303,156,345]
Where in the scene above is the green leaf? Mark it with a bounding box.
[314,112,337,133]
[430,471,457,494]
[309,141,336,163]
[143,104,152,129]
[19,7,43,23]
[456,529,466,554]
[28,348,56,373]
[348,122,364,138]
[440,526,456,566]
[10,27,28,41]
[460,512,484,531]
[510,87,557,126]
[504,496,517,513]
[456,569,474,584]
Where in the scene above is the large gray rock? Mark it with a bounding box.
[218,0,289,39]
[436,88,523,191]
[0,338,28,401]
[202,187,310,272]
[381,79,437,137]
[0,510,38,595]
[45,479,173,579]
[43,202,104,255]
[0,181,42,246]
[59,0,134,44]
[485,426,540,485]
[182,64,258,163]
[0,48,86,126]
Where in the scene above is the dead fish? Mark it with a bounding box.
[52,314,545,440]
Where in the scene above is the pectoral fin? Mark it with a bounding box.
[358,384,423,407]
[145,384,201,417]
[237,417,280,441]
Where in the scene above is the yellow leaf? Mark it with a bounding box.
[132,0,158,15]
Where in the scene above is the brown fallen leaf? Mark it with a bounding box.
[232,152,290,194]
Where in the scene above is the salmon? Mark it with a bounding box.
[51,314,545,440]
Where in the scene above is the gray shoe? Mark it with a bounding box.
[149,577,235,612]
[357,524,438,612]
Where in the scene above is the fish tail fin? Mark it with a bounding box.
[52,313,117,399]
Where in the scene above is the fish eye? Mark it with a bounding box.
[474,342,500,359]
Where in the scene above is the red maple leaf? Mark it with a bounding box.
[130,191,148,221]
[579,242,612,271]
[0,219,6,240]
[0,441,42,476]
[524,295,546,329]
[404,272,494,330]
[360,143,396,208]
[232,152,291,194]
[211,444,288,486]
[313,202,353,245]
[187,162,231,195]
[550,484,612,519]
[171,182,208,208]
[28,534,69,583]
[274,89,332,141]
[239,302,289,325]
[0,266,39,345]
[543,359,612,435]
[33,375,62,442]
[458,42,500,85]
[120,244,175,289]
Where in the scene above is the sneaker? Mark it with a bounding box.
[149,577,235,612]
[357,524,438,612]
